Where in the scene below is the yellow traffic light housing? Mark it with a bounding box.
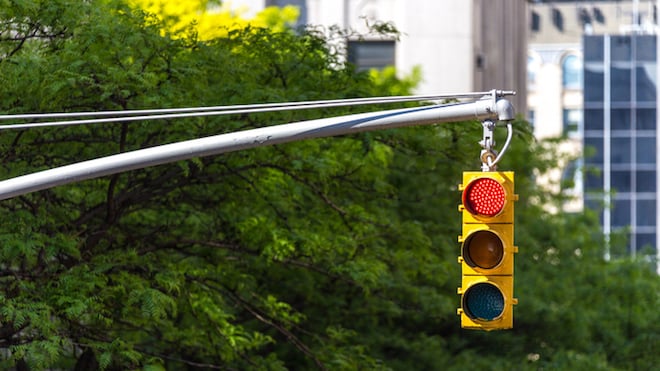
[457,171,518,330]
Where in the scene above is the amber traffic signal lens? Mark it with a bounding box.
[463,178,506,217]
[464,230,504,269]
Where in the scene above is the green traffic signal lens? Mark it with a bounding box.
[463,178,506,217]
[464,283,505,321]
[464,230,504,269]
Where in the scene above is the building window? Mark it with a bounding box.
[562,54,582,89]
[527,53,541,89]
[561,158,583,196]
[347,40,395,71]
[530,11,540,32]
[563,108,582,138]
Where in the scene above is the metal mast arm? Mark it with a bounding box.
[0,95,515,200]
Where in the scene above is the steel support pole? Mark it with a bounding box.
[0,97,514,200]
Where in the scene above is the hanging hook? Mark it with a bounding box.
[479,119,513,171]
[479,120,497,171]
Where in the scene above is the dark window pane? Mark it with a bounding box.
[636,137,656,164]
[611,138,631,163]
[611,35,632,61]
[611,170,631,192]
[611,109,631,131]
[531,11,541,32]
[584,108,604,131]
[584,64,604,102]
[584,137,603,164]
[611,65,632,102]
[635,35,656,61]
[635,233,656,254]
[347,41,396,71]
[584,35,604,61]
[636,171,656,192]
[552,8,565,31]
[612,199,631,227]
[584,167,603,190]
[636,109,656,130]
[636,64,657,102]
[585,196,605,225]
[636,199,656,226]
[585,196,603,210]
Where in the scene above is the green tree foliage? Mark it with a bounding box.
[0,1,658,370]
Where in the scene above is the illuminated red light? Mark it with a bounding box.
[463,178,506,217]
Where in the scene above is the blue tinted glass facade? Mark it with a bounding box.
[583,34,658,257]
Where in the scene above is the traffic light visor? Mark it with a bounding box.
[463,282,505,321]
[463,230,504,269]
[463,178,505,217]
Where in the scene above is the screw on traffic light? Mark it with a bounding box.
[457,171,518,330]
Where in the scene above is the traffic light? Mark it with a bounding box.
[457,171,518,330]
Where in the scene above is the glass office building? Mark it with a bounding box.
[583,34,659,268]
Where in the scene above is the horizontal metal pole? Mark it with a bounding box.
[0,98,514,200]
[0,90,516,122]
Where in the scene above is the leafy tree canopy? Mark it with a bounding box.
[0,0,657,370]
[129,0,300,39]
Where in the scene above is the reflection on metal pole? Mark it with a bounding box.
[0,94,515,201]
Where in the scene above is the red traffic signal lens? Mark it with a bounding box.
[463,230,504,269]
[463,282,505,321]
[463,178,506,217]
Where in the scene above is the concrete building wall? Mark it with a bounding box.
[230,0,527,113]
[299,0,477,96]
